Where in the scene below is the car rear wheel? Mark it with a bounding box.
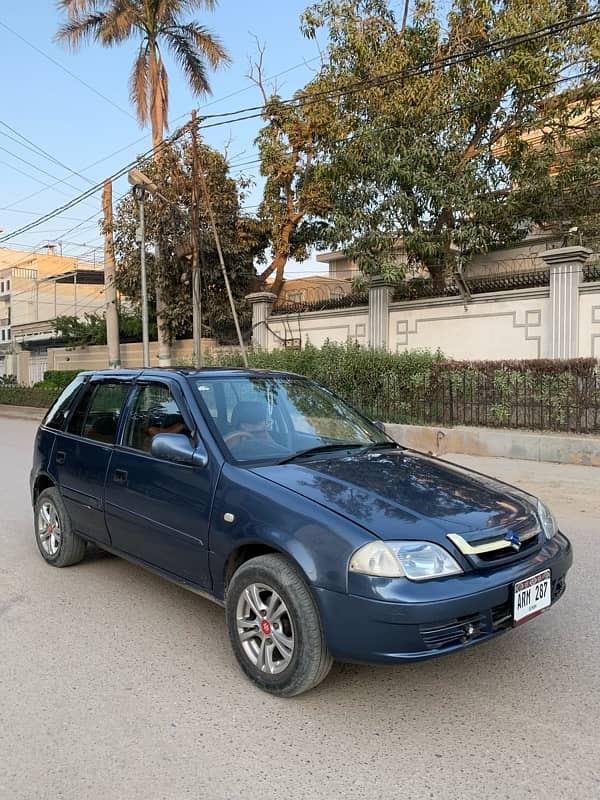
[34,488,86,567]
[226,554,333,696]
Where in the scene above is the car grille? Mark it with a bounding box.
[419,574,567,651]
[474,531,542,565]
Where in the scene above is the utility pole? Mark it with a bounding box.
[102,179,121,368]
[136,188,150,368]
[194,116,248,367]
[190,110,202,368]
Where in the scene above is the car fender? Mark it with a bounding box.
[209,463,372,599]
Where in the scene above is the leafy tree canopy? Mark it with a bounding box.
[301,0,600,285]
[111,137,268,341]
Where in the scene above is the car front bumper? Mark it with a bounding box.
[314,532,572,664]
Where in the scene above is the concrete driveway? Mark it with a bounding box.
[1,417,598,800]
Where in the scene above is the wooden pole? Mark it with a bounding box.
[102,179,121,368]
[194,117,248,367]
[190,110,202,368]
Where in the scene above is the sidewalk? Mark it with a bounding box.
[0,404,47,422]
[384,423,600,467]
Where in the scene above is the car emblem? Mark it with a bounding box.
[505,531,521,551]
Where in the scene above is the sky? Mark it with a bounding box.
[0,0,329,276]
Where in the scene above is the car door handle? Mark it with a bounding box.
[113,469,128,484]
[55,450,66,465]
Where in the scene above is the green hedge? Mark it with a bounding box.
[38,370,82,391]
[0,386,58,408]
[204,344,599,433]
[2,344,597,432]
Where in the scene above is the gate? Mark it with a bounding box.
[29,351,48,385]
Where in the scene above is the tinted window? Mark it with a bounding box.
[124,383,190,453]
[68,381,131,443]
[43,375,86,431]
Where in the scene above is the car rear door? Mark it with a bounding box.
[49,376,132,545]
[104,377,216,589]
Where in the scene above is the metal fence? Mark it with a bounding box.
[273,292,368,315]
[341,368,600,434]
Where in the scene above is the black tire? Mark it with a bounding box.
[226,553,333,697]
[34,487,86,567]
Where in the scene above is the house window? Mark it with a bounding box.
[6,280,9,292]
[0,281,4,294]
[1,330,5,342]
[287,292,304,302]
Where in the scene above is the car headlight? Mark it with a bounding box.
[537,498,558,540]
[349,541,463,580]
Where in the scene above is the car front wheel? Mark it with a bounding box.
[226,554,333,696]
[34,487,86,567]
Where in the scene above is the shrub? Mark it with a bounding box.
[38,370,81,391]
[204,345,599,432]
[0,386,58,408]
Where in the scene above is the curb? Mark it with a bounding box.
[0,405,47,421]
[385,423,600,467]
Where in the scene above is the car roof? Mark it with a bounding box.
[77,367,307,380]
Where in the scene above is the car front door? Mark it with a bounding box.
[104,379,215,589]
[49,377,132,545]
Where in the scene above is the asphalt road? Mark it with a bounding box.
[1,417,598,800]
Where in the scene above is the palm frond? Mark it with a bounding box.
[148,48,169,140]
[97,0,140,44]
[180,21,230,69]
[129,45,150,125]
[164,30,210,96]
[54,12,111,48]
[57,1,106,11]
[158,0,218,24]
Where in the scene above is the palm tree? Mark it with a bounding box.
[56,1,230,364]
[56,1,230,149]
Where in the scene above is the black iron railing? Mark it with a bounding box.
[338,366,600,434]
[274,292,368,315]
[392,269,550,302]
[583,263,600,283]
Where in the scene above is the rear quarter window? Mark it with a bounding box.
[42,375,86,431]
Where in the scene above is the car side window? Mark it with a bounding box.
[67,381,131,444]
[43,375,86,431]
[124,383,190,453]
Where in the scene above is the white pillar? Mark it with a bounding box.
[368,277,394,350]
[541,246,592,359]
[246,292,277,351]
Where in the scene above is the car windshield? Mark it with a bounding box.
[191,375,390,464]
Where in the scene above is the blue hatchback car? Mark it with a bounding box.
[31,368,572,695]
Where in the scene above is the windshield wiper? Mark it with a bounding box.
[278,442,366,465]
[360,440,401,453]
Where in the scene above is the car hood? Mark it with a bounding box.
[251,448,538,542]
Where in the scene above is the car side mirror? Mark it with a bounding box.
[150,433,208,468]
[372,420,385,432]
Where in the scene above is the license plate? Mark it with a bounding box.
[513,569,551,624]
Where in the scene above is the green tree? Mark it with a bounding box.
[302,0,600,287]
[111,137,267,342]
[249,45,340,296]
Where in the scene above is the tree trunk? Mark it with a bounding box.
[151,83,171,367]
[102,179,121,368]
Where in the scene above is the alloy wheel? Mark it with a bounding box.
[236,583,295,674]
[38,501,62,557]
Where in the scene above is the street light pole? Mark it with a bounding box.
[133,184,150,368]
